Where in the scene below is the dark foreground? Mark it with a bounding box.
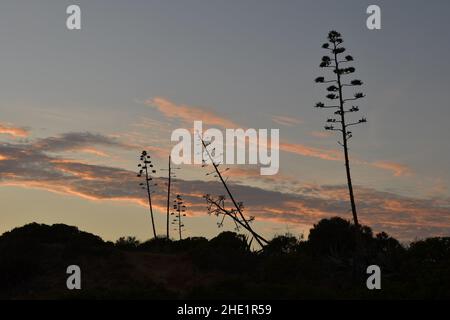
[0,217,449,299]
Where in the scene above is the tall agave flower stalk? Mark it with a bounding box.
[137,150,158,238]
[171,194,186,240]
[314,30,367,227]
[160,155,180,239]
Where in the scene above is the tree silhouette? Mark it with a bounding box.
[308,217,372,260]
[137,150,158,238]
[314,30,367,227]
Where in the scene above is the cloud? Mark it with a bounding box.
[33,132,133,153]
[278,142,413,177]
[145,97,238,128]
[271,115,303,127]
[0,123,29,138]
[310,131,333,138]
[0,134,449,241]
[371,161,412,177]
[145,97,342,162]
[429,178,448,196]
[143,97,412,177]
[77,148,109,157]
[279,142,342,161]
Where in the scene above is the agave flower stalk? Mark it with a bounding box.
[314,31,367,226]
[137,150,158,238]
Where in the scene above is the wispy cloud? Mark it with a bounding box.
[271,115,303,127]
[279,142,342,161]
[33,132,133,153]
[0,123,29,138]
[77,148,110,157]
[310,131,332,138]
[145,97,238,128]
[429,178,448,196]
[371,160,412,177]
[145,97,343,162]
[142,97,412,177]
[279,143,414,177]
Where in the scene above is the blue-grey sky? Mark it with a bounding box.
[1,0,449,242]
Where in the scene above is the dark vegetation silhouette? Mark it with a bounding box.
[137,150,158,238]
[160,155,181,239]
[314,31,367,227]
[115,236,140,250]
[172,194,186,240]
[1,218,450,299]
[200,136,268,248]
[165,156,172,239]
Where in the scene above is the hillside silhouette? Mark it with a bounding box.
[1,217,449,299]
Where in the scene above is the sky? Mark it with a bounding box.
[1,0,450,243]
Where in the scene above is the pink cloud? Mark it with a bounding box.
[310,131,333,138]
[279,142,342,161]
[0,123,29,138]
[144,97,412,177]
[145,97,238,128]
[271,115,303,127]
[371,161,412,177]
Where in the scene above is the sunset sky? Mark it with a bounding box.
[1,0,450,243]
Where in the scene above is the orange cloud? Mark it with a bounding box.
[50,159,89,165]
[2,180,147,208]
[278,141,412,178]
[279,142,342,161]
[144,97,410,177]
[310,131,333,138]
[371,161,412,177]
[143,145,170,159]
[145,97,238,128]
[78,148,109,157]
[0,123,28,138]
[271,115,303,127]
[429,178,448,196]
[142,97,417,180]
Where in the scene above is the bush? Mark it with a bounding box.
[307,217,373,259]
[115,236,141,250]
[263,234,302,256]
